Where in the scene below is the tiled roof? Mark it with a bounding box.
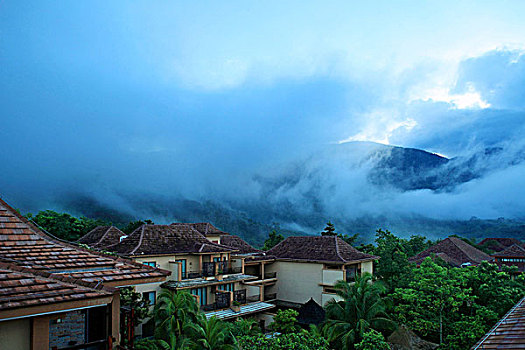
[479,238,522,252]
[220,235,261,254]
[472,296,525,349]
[171,222,230,236]
[493,244,525,258]
[0,260,113,312]
[409,237,491,267]
[77,226,126,249]
[267,236,378,264]
[107,224,234,256]
[0,198,169,286]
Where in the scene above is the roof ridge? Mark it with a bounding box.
[334,236,346,263]
[97,226,114,245]
[130,225,146,255]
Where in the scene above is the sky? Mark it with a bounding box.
[1,1,524,221]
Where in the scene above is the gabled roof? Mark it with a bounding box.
[479,238,523,252]
[0,260,113,313]
[107,224,234,256]
[171,222,230,236]
[409,237,491,267]
[297,298,325,326]
[220,235,261,254]
[267,236,378,264]
[493,244,525,258]
[0,198,169,287]
[77,226,126,249]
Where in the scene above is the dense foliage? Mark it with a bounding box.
[262,229,284,250]
[26,210,108,241]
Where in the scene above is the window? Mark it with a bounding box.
[143,261,156,267]
[218,283,234,292]
[143,291,156,306]
[191,287,207,306]
[213,257,226,262]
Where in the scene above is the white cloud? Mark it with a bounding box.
[415,84,490,110]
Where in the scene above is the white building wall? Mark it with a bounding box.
[267,261,323,305]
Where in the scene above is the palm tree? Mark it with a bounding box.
[227,318,261,337]
[153,290,200,350]
[323,273,396,349]
[188,316,238,350]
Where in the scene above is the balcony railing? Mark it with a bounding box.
[264,293,277,301]
[180,265,242,280]
[247,294,261,302]
[263,271,277,279]
[233,289,246,304]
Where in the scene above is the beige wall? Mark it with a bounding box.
[0,318,30,350]
[361,261,373,275]
[267,261,323,305]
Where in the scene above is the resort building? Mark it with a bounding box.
[265,236,378,307]
[492,244,525,273]
[0,197,170,349]
[102,224,275,328]
[77,226,127,249]
[409,236,491,267]
[478,237,523,253]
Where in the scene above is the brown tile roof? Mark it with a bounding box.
[409,237,491,267]
[171,222,230,236]
[493,244,525,258]
[220,235,261,254]
[0,198,169,286]
[0,260,113,312]
[267,236,378,264]
[479,237,522,251]
[107,224,234,256]
[472,296,525,349]
[77,226,126,249]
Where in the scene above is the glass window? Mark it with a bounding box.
[191,287,207,306]
[218,283,234,292]
[143,291,156,306]
[143,261,156,267]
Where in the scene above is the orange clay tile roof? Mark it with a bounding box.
[409,236,491,267]
[267,236,378,264]
[77,226,127,249]
[0,198,170,285]
[0,260,113,311]
[171,222,230,236]
[106,224,234,256]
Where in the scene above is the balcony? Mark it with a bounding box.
[263,271,277,279]
[180,265,242,280]
[264,293,277,301]
[200,289,247,312]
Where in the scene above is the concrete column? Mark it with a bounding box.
[259,285,264,302]
[177,262,182,281]
[199,255,203,272]
[261,262,265,279]
[31,316,50,350]
[241,258,245,274]
[111,293,120,348]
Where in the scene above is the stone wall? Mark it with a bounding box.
[49,310,85,349]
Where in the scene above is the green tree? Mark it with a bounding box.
[153,290,200,350]
[321,221,337,236]
[123,219,154,234]
[374,229,411,291]
[270,309,300,334]
[26,210,107,241]
[227,318,261,337]
[355,330,390,350]
[188,316,238,350]
[134,338,170,350]
[120,287,152,347]
[263,230,284,250]
[238,330,329,350]
[323,273,396,349]
[393,258,473,345]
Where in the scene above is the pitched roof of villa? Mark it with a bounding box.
[77,226,126,249]
[107,224,234,256]
[267,236,378,264]
[220,235,261,254]
[409,236,491,267]
[492,244,525,258]
[171,222,230,236]
[479,237,523,252]
[0,198,170,287]
[0,259,114,314]
[472,296,525,349]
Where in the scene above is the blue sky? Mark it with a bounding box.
[1,1,525,218]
